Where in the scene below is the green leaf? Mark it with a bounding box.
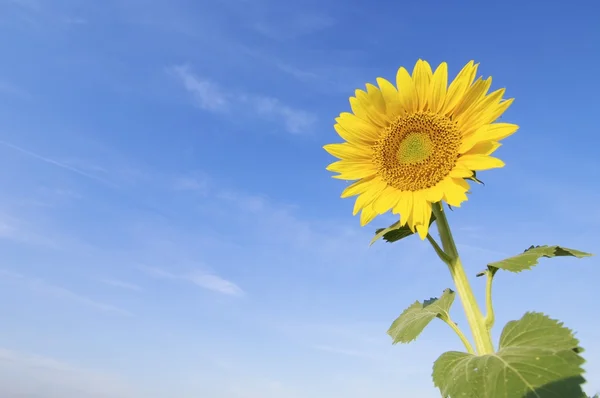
[467,171,485,185]
[387,288,454,344]
[371,213,437,246]
[487,245,593,273]
[432,312,587,398]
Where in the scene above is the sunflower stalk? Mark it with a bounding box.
[438,314,475,354]
[431,202,495,355]
[483,269,496,331]
[426,234,451,264]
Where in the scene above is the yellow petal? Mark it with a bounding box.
[376,77,403,118]
[349,95,371,122]
[353,188,382,215]
[483,123,519,141]
[336,112,381,143]
[327,160,377,180]
[411,194,425,225]
[452,177,471,192]
[449,166,473,178]
[356,87,389,127]
[372,186,403,214]
[453,77,492,118]
[365,84,387,115]
[333,124,365,146]
[459,123,519,153]
[423,184,444,202]
[443,61,478,114]
[457,154,505,171]
[360,205,378,226]
[463,141,501,156]
[392,191,413,226]
[412,192,432,240]
[323,142,372,160]
[416,224,429,240]
[457,87,505,127]
[428,62,448,113]
[440,177,468,207]
[412,59,433,111]
[461,98,515,136]
[340,175,382,198]
[396,67,417,113]
[416,201,432,240]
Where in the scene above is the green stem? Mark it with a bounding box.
[484,270,495,331]
[426,234,452,264]
[439,316,475,354]
[432,203,495,355]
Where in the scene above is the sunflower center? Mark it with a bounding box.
[396,133,433,165]
[373,112,461,191]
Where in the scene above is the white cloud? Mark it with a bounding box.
[243,95,316,134]
[169,65,229,112]
[187,271,244,296]
[173,172,210,194]
[0,212,61,248]
[139,265,244,297]
[100,279,142,292]
[0,270,132,316]
[0,140,113,185]
[169,65,316,134]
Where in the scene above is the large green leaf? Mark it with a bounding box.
[387,289,454,344]
[371,213,437,246]
[432,312,586,398]
[488,245,592,273]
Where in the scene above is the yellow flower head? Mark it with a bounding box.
[324,60,518,240]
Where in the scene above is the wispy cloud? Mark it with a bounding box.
[0,141,114,185]
[169,65,229,112]
[100,279,142,292]
[169,65,316,134]
[187,271,244,296]
[0,212,60,248]
[139,265,244,297]
[173,172,209,194]
[241,94,317,134]
[0,270,131,316]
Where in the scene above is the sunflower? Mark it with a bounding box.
[324,60,518,240]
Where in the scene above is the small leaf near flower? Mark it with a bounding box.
[371,213,437,246]
[466,171,484,185]
[487,245,592,274]
[432,312,587,398]
[388,288,454,344]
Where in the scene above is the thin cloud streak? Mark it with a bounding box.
[100,279,143,292]
[187,271,244,296]
[0,270,131,316]
[138,265,244,297]
[0,141,114,186]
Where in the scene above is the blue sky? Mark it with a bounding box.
[0,0,599,396]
